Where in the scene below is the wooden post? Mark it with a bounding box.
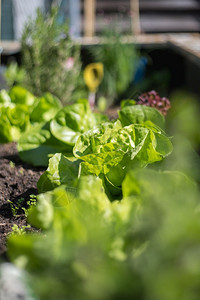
[84,0,95,37]
[130,0,141,35]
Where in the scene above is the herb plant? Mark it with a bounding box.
[21,8,81,104]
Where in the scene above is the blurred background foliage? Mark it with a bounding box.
[87,29,139,107]
[20,7,81,104]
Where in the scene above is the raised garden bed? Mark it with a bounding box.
[1,8,200,299]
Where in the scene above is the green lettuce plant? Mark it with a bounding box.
[7,168,200,300]
[0,86,62,144]
[37,104,172,198]
[6,98,200,300]
[17,99,108,166]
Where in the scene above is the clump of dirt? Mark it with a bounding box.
[0,143,45,257]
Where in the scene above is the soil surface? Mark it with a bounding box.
[0,143,45,258]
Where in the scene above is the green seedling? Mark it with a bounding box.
[10,224,31,236]
[22,194,37,217]
[9,161,15,168]
[8,197,24,218]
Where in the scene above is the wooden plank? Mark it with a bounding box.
[140,14,200,32]
[84,0,96,37]
[0,40,21,55]
[2,33,200,69]
[95,0,129,11]
[75,33,169,46]
[140,0,200,11]
[168,33,200,66]
[95,15,131,34]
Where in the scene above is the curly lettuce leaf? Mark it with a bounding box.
[0,114,14,143]
[0,89,11,104]
[0,87,63,144]
[9,85,35,108]
[37,153,80,193]
[74,121,172,197]
[0,104,30,142]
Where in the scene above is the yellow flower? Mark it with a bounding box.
[83,63,104,93]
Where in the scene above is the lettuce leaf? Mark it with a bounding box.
[18,99,107,166]
[30,93,62,123]
[9,85,35,107]
[17,122,71,166]
[119,104,165,129]
[50,99,98,145]
[0,86,63,144]
[0,104,30,142]
[37,153,80,193]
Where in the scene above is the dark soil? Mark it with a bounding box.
[0,143,45,258]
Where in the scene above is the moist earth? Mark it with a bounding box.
[0,143,44,258]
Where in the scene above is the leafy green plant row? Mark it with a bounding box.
[7,167,200,300]
[2,85,200,300]
[37,104,172,200]
[6,96,191,300]
[0,84,173,202]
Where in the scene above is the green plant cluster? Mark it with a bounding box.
[8,169,200,300]
[8,101,200,300]
[0,86,62,143]
[17,98,108,166]
[21,8,81,104]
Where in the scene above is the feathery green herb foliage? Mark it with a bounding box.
[21,8,81,104]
